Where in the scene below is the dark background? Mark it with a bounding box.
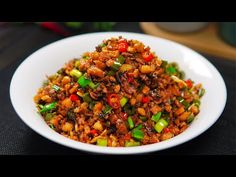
[0,22,235,155]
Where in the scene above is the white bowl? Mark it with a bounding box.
[10,32,227,154]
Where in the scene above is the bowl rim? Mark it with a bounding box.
[10,32,227,154]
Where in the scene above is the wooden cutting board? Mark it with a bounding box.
[140,22,236,61]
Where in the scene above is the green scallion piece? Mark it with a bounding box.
[107,70,116,76]
[151,112,162,122]
[82,93,92,103]
[166,66,176,75]
[45,113,54,121]
[70,69,82,78]
[131,129,144,141]
[39,102,57,113]
[187,114,195,124]
[102,105,112,114]
[198,88,205,97]
[117,55,125,64]
[111,61,122,71]
[139,116,147,122]
[125,141,140,147]
[97,138,108,146]
[154,118,168,133]
[88,82,99,89]
[128,116,134,129]
[135,124,143,130]
[78,75,91,88]
[52,85,60,91]
[120,97,128,107]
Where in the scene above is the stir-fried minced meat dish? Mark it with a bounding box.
[34,37,205,147]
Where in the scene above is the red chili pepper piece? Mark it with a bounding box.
[128,77,134,83]
[121,112,128,121]
[124,133,131,140]
[163,128,170,133]
[70,94,79,102]
[185,79,193,88]
[107,94,120,109]
[40,22,70,36]
[118,42,128,52]
[90,129,97,135]
[142,97,149,104]
[142,51,154,62]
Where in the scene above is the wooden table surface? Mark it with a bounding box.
[140,22,236,60]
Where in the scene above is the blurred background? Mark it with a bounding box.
[0,22,235,70]
[0,22,235,155]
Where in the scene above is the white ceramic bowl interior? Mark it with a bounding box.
[10,32,227,154]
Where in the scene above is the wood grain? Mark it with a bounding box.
[140,22,236,61]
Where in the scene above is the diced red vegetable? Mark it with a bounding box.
[90,129,97,135]
[70,94,79,102]
[128,77,134,83]
[121,112,128,120]
[107,94,120,109]
[118,42,128,52]
[185,79,193,88]
[124,133,131,140]
[142,97,149,104]
[142,51,154,62]
[163,128,170,133]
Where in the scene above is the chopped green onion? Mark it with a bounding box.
[70,69,82,78]
[117,55,125,64]
[78,75,91,88]
[151,112,162,122]
[52,85,60,91]
[124,104,135,115]
[40,102,57,113]
[135,124,143,130]
[131,129,144,141]
[42,80,49,87]
[182,100,190,109]
[75,60,81,68]
[103,105,112,114]
[111,61,122,71]
[128,116,134,129]
[107,70,115,76]
[82,93,92,103]
[97,138,108,146]
[139,116,147,122]
[120,97,128,107]
[166,66,176,75]
[83,55,90,59]
[178,97,190,109]
[57,68,64,74]
[179,71,185,79]
[111,55,125,71]
[154,118,168,133]
[161,60,168,68]
[88,82,99,89]
[178,97,184,103]
[187,114,195,124]
[193,99,201,107]
[49,124,55,129]
[125,141,140,147]
[45,113,54,121]
[100,43,106,47]
[198,88,205,97]
[171,75,187,86]
[39,104,44,109]
[89,102,96,110]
